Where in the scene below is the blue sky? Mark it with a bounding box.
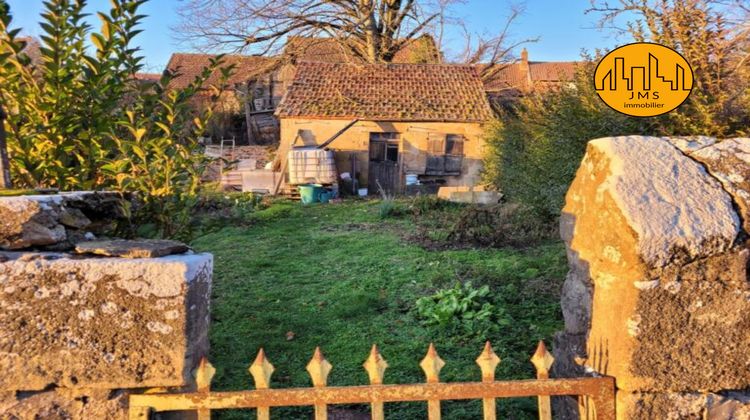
[6,0,628,72]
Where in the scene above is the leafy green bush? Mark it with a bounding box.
[484,0,750,222]
[415,281,509,338]
[0,0,233,238]
[483,61,652,221]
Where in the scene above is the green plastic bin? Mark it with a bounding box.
[299,184,325,204]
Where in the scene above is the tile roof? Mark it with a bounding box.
[480,63,529,91]
[284,35,441,64]
[276,62,493,122]
[481,61,578,92]
[134,73,161,83]
[165,53,278,90]
[529,62,577,82]
[164,36,439,93]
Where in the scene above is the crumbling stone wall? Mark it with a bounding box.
[555,136,750,419]
[0,193,213,419]
[0,191,129,251]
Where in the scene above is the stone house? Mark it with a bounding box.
[273,62,494,195]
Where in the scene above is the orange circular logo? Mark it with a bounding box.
[594,42,693,117]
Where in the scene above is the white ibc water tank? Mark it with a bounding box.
[287,148,338,185]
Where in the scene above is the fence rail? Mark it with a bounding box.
[129,341,615,420]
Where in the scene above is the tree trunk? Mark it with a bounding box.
[360,0,381,62]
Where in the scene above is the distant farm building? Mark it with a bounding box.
[481,49,578,104]
[162,36,442,145]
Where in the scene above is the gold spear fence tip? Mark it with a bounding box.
[530,340,555,378]
[306,347,332,387]
[249,347,275,390]
[475,341,501,382]
[130,341,617,419]
[193,357,216,392]
[363,344,389,385]
[420,343,445,384]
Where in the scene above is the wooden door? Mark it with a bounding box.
[368,133,400,196]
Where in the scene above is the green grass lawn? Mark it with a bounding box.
[191,199,567,419]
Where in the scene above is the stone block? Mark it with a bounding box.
[616,391,750,420]
[446,191,503,205]
[559,136,748,393]
[0,388,129,420]
[688,138,750,235]
[0,252,212,391]
[75,239,190,258]
[628,250,750,392]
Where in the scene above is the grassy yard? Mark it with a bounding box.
[191,199,567,419]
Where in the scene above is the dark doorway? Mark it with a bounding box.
[368,132,400,195]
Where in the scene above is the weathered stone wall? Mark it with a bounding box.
[555,136,750,419]
[0,193,213,419]
[0,191,128,250]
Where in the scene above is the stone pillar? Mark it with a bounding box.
[0,193,213,419]
[556,136,750,419]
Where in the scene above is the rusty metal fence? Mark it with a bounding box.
[129,341,614,420]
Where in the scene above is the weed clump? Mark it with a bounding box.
[448,203,554,248]
[415,281,510,339]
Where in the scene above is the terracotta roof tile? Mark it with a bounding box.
[529,62,577,81]
[276,62,493,122]
[134,73,161,82]
[165,53,277,90]
[481,61,578,92]
[480,63,529,91]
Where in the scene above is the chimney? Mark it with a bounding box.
[520,48,531,89]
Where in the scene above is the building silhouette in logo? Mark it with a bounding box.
[595,53,690,92]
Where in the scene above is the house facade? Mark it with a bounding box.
[274,62,493,195]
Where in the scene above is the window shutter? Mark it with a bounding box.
[445,134,464,156]
[427,133,446,155]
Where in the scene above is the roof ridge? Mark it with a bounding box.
[169,52,272,59]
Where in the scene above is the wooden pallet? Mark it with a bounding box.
[280,185,300,201]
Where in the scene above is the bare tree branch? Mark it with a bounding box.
[174,0,454,62]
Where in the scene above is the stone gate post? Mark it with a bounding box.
[555,136,750,419]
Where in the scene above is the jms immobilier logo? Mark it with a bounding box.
[594,42,694,117]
